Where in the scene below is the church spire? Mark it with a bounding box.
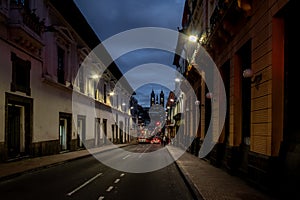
[150,89,155,106]
[160,90,164,106]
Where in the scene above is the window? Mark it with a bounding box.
[78,65,84,93]
[11,52,31,96]
[57,46,65,84]
[117,94,119,109]
[94,81,99,100]
[11,0,29,9]
[104,84,107,103]
[87,78,94,97]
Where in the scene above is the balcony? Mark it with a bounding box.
[8,1,44,56]
[0,1,9,22]
[206,0,252,55]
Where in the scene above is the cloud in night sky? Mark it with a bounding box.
[73,0,186,107]
[74,0,185,40]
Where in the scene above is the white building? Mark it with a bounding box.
[0,0,133,162]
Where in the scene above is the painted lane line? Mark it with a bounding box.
[66,172,103,196]
[106,186,114,192]
[122,154,131,159]
[138,145,151,158]
[120,173,125,177]
[114,178,120,183]
[98,196,105,200]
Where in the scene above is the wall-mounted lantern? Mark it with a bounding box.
[206,92,213,99]
[242,68,262,89]
[195,100,200,106]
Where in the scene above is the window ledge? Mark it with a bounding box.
[41,75,73,92]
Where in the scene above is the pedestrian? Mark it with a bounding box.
[163,135,166,146]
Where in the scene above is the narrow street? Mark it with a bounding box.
[0,144,196,200]
[1,0,299,199]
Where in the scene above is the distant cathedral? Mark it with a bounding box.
[150,89,164,107]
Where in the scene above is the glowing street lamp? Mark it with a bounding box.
[175,78,181,82]
[91,74,100,79]
[188,35,198,43]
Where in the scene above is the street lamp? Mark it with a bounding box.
[90,74,100,79]
[242,68,262,89]
[195,100,200,105]
[188,35,199,43]
[175,78,181,82]
[206,92,213,99]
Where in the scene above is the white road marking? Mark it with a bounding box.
[122,154,131,159]
[98,196,105,200]
[114,178,120,183]
[120,173,125,177]
[66,172,103,196]
[138,145,151,158]
[106,186,114,192]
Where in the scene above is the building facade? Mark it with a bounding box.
[0,0,133,162]
[173,0,299,196]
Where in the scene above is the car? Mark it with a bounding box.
[151,136,161,144]
[138,136,151,144]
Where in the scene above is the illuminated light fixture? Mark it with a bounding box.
[237,0,252,11]
[108,91,115,96]
[170,98,174,102]
[195,100,200,105]
[242,68,253,78]
[188,64,193,71]
[91,74,100,79]
[122,103,126,106]
[175,78,181,82]
[206,92,213,99]
[242,68,262,89]
[188,35,198,43]
[199,35,206,44]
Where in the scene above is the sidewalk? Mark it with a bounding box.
[167,145,277,200]
[0,144,277,200]
[0,144,129,181]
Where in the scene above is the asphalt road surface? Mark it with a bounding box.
[0,144,196,200]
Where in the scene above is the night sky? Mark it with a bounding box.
[73,0,185,107]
